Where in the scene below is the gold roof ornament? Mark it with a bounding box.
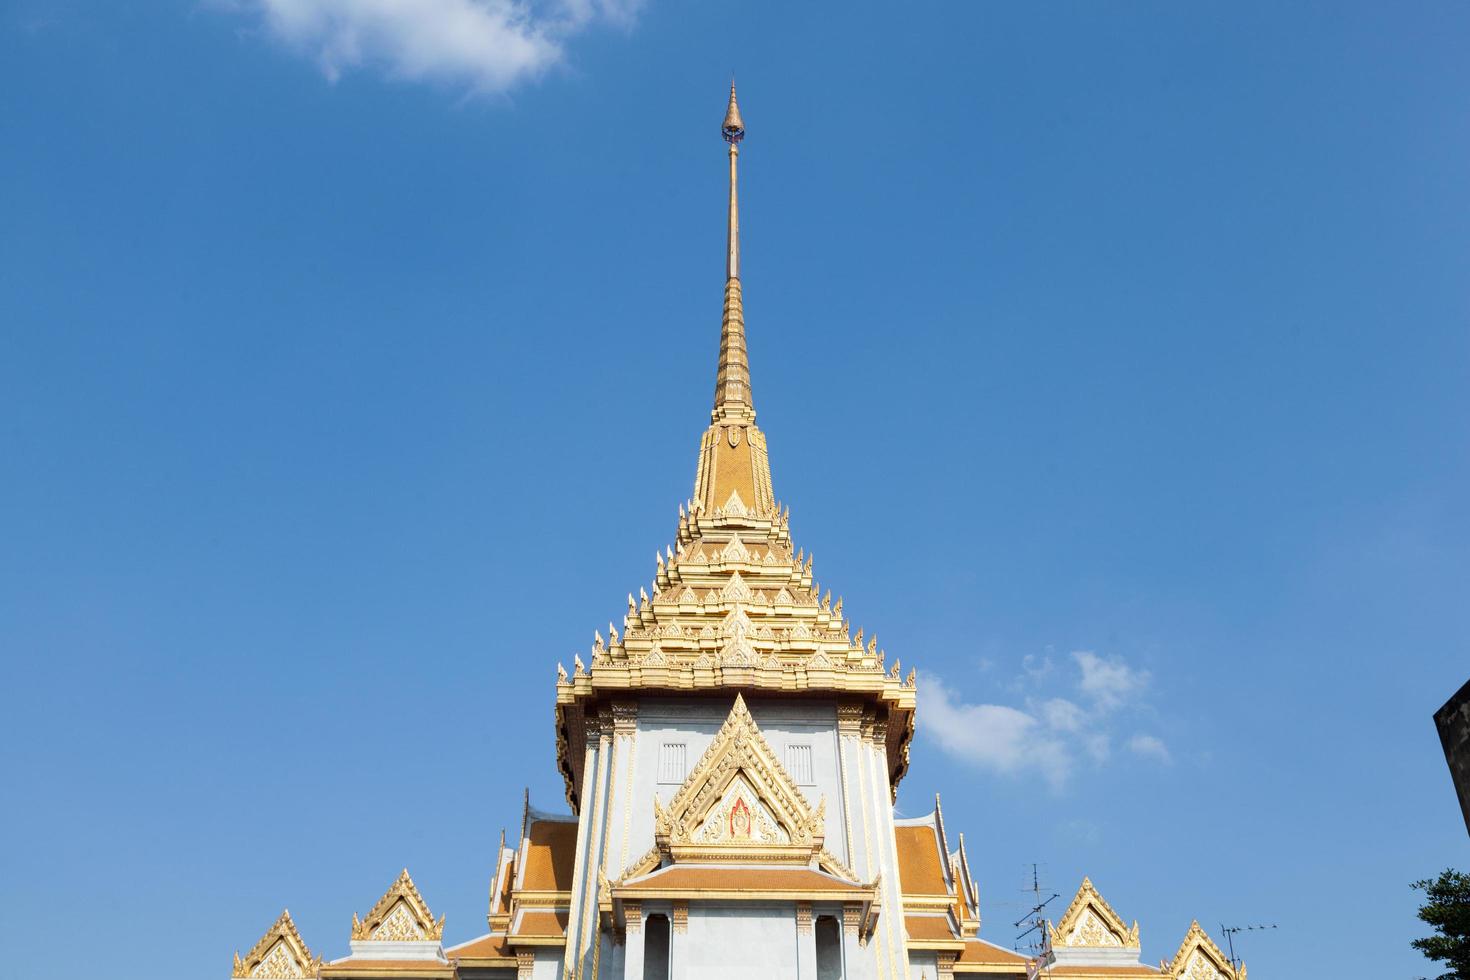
[350,868,445,942]
[1162,921,1244,980]
[551,86,917,813]
[232,910,321,979]
[1047,876,1141,950]
[722,82,745,142]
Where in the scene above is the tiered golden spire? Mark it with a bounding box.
[696,84,774,515]
[552,87,917,813]
[714,83,752,423]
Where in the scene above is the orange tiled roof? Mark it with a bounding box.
[510,909,570,939]
[905,914,960,943]
[319,960,455,978]
[1044,967,1163,977]
[952,938,1030,973]
[491,855,515,916]
[615,865,872,898]
[895,824,950,897]
[445,933,513,962]
[521,819,578,893]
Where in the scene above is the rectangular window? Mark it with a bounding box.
[658,742,687,784]
[786,743,814,784]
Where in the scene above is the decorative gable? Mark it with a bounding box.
[351,869,445,942]
[1164,922,1243,980]
[693,773,789,845]
[1048,877,1140,950]
[233,910,320,979]
[652,694,825,863]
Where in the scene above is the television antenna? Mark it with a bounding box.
[1219,923,1276,972]
[1013,864,1059,957]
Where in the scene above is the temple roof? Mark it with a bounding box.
[443,932,513,966]
[517,817,577,893]
[552,93,916,811]
[614,864,873,899]
[1160,922,1243,980]
[350,870,444,943]
[508,908,570,943]
[233,910,320,979]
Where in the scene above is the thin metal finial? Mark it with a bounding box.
[712,83,754,420]
[722,83,745,144]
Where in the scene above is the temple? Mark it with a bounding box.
[229,86,1246,980]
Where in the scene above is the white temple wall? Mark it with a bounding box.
[906,949,938,978]
[674,904,800,980]
[611,697,850,876]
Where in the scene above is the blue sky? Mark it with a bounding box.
[2,2,1467,977]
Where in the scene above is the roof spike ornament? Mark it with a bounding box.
[692,85,776,518]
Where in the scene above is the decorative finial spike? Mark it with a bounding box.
[722,83,745,143]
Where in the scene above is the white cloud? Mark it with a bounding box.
[919,649,1168,791]
[1127,733,1172,764]
[1039,697,1085,733]
[922,676,1071,789]
[1073,649,1149,710]
[228,0,642,93]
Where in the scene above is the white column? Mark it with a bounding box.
[842,904,875,980]
[623,902,644,980]
[796,903,816,978]
[872,717,911,980]
[564,715,610,978]
[835,702,867,879]
[668,902,688,980]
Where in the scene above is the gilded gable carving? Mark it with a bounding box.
[693,774,789,845]
[652,694,825,863]
[233,911,319,980]
[1049,877,1140,950]
[1069,908,1124,947]
[1163,922,1242,980]
[351,869,445,942]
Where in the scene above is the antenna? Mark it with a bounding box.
[1012,864,1060,960]
[1219,923,1276,972]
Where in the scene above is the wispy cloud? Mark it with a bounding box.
[1074,649,1150,710]
[920,649,1170,791]
[224,0,643,93]
[1127,733,1172,764]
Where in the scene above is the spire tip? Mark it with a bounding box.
[722,84,745,144]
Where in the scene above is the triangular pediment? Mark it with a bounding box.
[233,910,320,979]
[652,694,825,863]
[1048,877,1140,950]
[692,772,791,845]
[351,869,445,942]
[1164,922,1243,980]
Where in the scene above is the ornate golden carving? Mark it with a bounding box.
[796,902,813,935]
[672,902,688,934]
[351,869,444,942]
[1163,921,1242,980]
[233,910,320,979]
[1047,876,1139,951]
[651,695,826,864]
[624,901,642,935]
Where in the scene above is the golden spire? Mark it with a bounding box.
[713,83,752,423]
[693,84,774,516]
